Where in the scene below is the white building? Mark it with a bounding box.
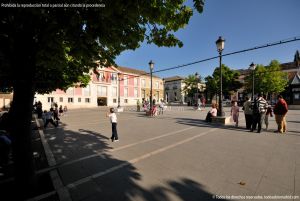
[164,76,186,103]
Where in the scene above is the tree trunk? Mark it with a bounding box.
[9,80,37,199]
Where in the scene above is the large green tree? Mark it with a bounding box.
[182,74,202,99]
[244,60,288,96]
[0,0,204,198]
[205,64,242,101]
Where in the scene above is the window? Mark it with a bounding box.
[48,97,54,103]
[113,99,117,103]
[134,78,138,86]
[124,75,128,86]
[111,73,117,84]
[78,98,81,102]
[97,86,107,96]
[85,98,90,103]
[141,79,146,87]
[124,87,128,97]
[68,98,73,103]
[134,88,138,98]
[59,97,63,102]
[142,90,146,98]
[97,72,105,82]
[155,81,159,89]
[112,87,117,97]
[83,85,90,96]
[124,99,128,103]
[66,88,74,95]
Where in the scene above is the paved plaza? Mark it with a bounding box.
[41,106,300,201]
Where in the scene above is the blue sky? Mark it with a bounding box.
[115,0,300,79]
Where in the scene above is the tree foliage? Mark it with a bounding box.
[204,75,218,100]
[0,0,205,93]
[204,64,242,98]
[182,74,202,97]
[244,60,288,95]
[0,1,205,198]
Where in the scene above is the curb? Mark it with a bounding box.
[34,116,72,201]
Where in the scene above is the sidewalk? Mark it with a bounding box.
[38,107,300,201]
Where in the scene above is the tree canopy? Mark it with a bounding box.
[182,74,203,97]
[0,0,204,94]
[204,64,242,98]
[244,60,288,95]
[0,1,205,198]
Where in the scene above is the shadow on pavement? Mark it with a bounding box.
[287,120,300,123]
[43,127,227,201]
[175,117,217,128]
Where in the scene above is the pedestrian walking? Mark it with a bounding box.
[137,100,141,112]
[201,96,206,110]
[107,108,119,142]
[36,101,43,118]
[159,99,165,115]
[53,107,60,125]
[44,109,58,128]
[42,110,47,124]
[63,105,68,116]
[251,94,268,133]
[273,95,288,133]
[265,105,273,130]
[59,105,64,116]
[263,95,273,130]
[231,101,239,127]
[242,96,253,130]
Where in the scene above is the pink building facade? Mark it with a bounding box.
[35,66,145,109]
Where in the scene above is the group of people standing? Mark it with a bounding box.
[243,94,288,133]
[141,99,166,116]
[205,94,288,133]
[34,101,68,128]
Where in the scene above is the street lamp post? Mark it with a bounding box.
[216,36,225,116]
[117,72,121,108]
[249,62,256,101]
[149,60,154,113]
[195,72,200,109]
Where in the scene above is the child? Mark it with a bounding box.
[107,108,118,142]
[265,105,273,130]
[231,101,239,127]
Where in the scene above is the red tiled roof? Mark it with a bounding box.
[115,66,160,78]
[164,76,185,82]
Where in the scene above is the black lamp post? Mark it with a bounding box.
[117,72,121,108]
[249,62,256,101]
[195,72,200,108]
[149,60,154,113]
[216,36,225,116]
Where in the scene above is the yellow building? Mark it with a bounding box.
[140,74,164,103]
[114,66,164,104]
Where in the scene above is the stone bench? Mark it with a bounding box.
[211,116,231,125]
